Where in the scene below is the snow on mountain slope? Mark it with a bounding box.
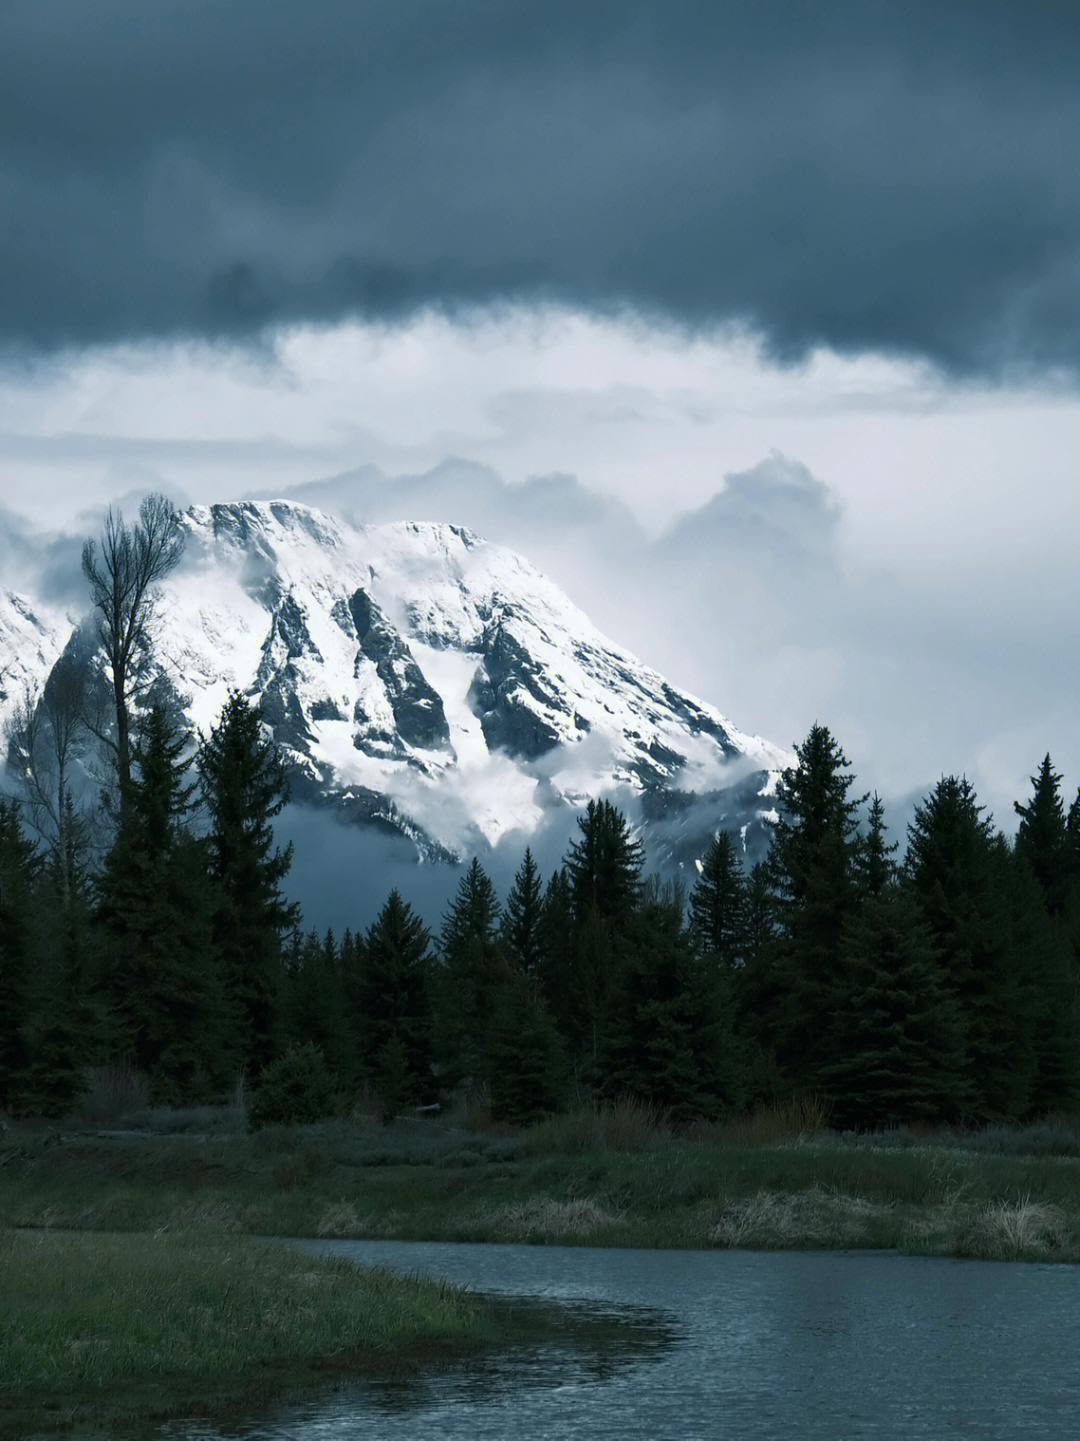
[5,501,791,863]
[0,591,66,745]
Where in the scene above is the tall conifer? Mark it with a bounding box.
[199,691,298,1077]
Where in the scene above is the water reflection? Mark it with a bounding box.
[28,1240,1080,1440]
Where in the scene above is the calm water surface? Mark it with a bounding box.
[58,1240,1080,1439]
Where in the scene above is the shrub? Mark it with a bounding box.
[248,1044,335,1129]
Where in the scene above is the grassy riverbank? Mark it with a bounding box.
[6,1104,1080,1263]
[0,1227,492,1428]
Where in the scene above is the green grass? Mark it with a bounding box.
[0,1227,492,1425]
[7,1111,1080,1261]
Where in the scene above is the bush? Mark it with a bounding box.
[248,1044,335,1129]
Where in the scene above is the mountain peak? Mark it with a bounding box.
[5,503,791,865]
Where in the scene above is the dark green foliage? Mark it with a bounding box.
[823,885,965,1129]
[689,830,745,968]
[16,1016,86,1118]
[856,794,897,898]
[500,848,544,974]
[566,798,644,928]
[905,777,1035,1121]
[374,1034,411,1125]
[358,891,434,1112]
[199,690,299,1077]
[602,897,729,1118]
[436,859,505,1090]
[560,801,644,1073]
[486,968,568,1124]
[94,700,223,1102]
[762,723,863,1091]
[1008,856,1079,1114]
[248,1042,335,1128]
[1015,756,1070,919]
[535,867,576,1036]
[0,802,37,1111]
[281,928,347,1078]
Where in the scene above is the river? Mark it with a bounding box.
[56,1239,1080,1439]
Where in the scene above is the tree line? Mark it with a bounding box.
[2,498,1079,1129]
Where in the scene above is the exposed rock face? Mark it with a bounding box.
[345,589,451,754]
[2,501,791,865]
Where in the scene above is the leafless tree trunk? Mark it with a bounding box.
[8,655,94,907]
[81,494,185,819]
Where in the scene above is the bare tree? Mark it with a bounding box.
[81,494,185,814]
[8,656,94,908]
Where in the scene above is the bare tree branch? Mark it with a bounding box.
[81,495,185,815]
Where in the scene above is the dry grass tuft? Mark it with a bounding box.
[485,1196,624,1241]
[958,1196,1071,1258]
[315,1202,366,1239]
[712,1187,888,1248]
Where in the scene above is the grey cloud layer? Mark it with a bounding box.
[5,0,1080,370]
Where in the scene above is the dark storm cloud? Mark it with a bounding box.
[4,0,1080,371]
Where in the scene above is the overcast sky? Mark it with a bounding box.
[3,0,1080,832]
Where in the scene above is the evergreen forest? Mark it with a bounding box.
[2,501,1079,1132]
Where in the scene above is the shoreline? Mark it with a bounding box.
[0,1228,495,1430]
[5,1122,1080,1264]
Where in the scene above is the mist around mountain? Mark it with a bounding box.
[0,498,790,927]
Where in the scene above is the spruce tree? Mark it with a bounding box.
[199,691,298,1077]
[358,890,434,1115]
[689,830,745,969]
[535,867,576,1041]
[1015,756,1070,919]
[487,968,568,1124]
[856,794,897,898]
[905,776,1034,1120]
[762,724,863,1092]
[563,801,644,1073]
[95,698,222,1100]
[0,802,38,1111]
[602,896,728,1117]
[436,858,504,1090]
[823,884,965,1129]
[1008,854,1079,1114]
[500,848,545,975]
[566,799,643,928]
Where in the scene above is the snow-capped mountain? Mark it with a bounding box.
[0,590,67,744]
[4,501,791,865]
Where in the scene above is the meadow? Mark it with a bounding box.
[7,1098,1080,1264]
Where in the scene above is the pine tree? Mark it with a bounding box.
[1008,854,1079,1114]
[1015,756,1070,919]
[199,691,298,1077]
[487,968,568,1124]
[536,867,576,1039]
[602,896,728,1117]
[281,928,346,1076]
[823,884,965,1129]
[0,802,38,1111]
[436,858,504,1090]
[566,799,643,928]
[905,776,1034,1120]
[856,794,897,898]
[500,848,544,975]
[358,891,434,1115]
[95,698,223,1101]
[762,724,863,1092]
[562,801,644,1073]
[689,830,745,969]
